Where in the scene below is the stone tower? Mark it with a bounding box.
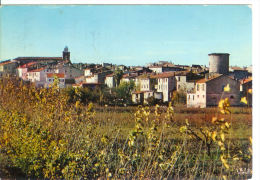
[63,46,70,63]
[209,53,229,75]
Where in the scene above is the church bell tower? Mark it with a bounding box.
[63,46,70,63]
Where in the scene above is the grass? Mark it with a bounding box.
[94,106,252,140]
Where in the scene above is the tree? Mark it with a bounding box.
[172,90,187,105]
[114,68,123,87]
[115,80,135,104]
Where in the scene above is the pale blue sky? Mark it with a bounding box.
[0,5,252,66]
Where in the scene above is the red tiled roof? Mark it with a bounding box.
[47,73,65,78]
[151,72,176,78]
[18,62,38,68]
[0,61,15,65]
[28,67,46,72]
[196,74,222,83]
[230,66,245,71]
[240,77,252,84]
[14,57,63,61]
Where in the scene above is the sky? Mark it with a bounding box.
[0,5,252,66]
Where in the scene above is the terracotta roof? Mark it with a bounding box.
[137,74,152,79]
[240,77,252,84]
[18,62,38,68]
[151,72,176,78]
[47,73,65,78]
[0,61,15,65]
[175,71,191,76]
[28,67,46,72]
[122,74,138,78]
[14,57,63,61]
[231,66,247,71]
[149,65,163,68]
[196,74,223,83]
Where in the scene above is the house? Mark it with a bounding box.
[132,90,162,104]
[131,74,157,104]
[105,74,116,88]
[55,63,83,79]
[0,61,18,77]
[27,67,54,88]
[46,73,65,88]
[75,75,85,84]
[17,62,39,80]
[229,69,250,80]
[137,74,156,92]
[187,74,241,108]
[121,73,139,86]
[175,71,203,92]
[148,65,184,74]
[240,77,252,106]
[151,72,176,102]
[85,71,112,84]
[191,64,202,73]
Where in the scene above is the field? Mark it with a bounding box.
[0,78,252,179]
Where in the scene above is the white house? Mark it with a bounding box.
[105,74,115,88]
[187,74,241,108]
[151,72,176,102]
[27,67,54,88]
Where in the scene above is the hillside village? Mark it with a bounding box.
[0,47,252,108]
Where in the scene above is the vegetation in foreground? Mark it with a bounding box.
[0,78,252,179]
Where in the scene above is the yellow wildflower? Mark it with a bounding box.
[241,97,248,104]
[224,84,230,92]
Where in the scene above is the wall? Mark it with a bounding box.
[206,75,240,106]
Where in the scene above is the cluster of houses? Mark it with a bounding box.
[0,48,252,107]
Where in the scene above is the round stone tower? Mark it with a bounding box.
[208,53,229,75]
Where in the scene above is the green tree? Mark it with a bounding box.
[115,80,135,104]
[114,68,123,87]
[171,90,187,105]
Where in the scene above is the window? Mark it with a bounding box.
[203,95,205,98]
[202,84,205,91]
[197,95,199,98]
[188,95,190,99]
[222,85,225,91]
[230,95,234,99]
[178,77,180,81]
[193,95,194,100]
[197,84,200,91]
